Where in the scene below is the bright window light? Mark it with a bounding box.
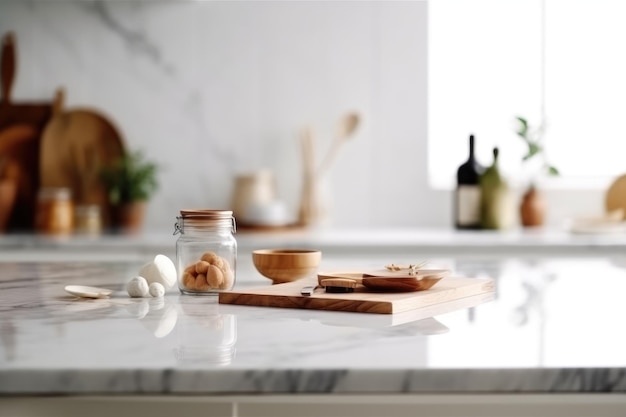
[428,0,626,189]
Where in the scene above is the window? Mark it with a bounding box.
[428,0,626,189]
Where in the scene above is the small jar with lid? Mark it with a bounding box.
[174,209,237,295]
[35,187,74,236]
[74,204,102,236]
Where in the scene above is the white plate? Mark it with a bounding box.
[567,218,626,235]
[64,285,112,299]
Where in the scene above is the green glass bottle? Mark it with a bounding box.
[480,147,514,230]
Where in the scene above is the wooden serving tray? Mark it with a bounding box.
[219,276,494,314]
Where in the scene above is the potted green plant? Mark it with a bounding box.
[99,150,158,233]
[514,116,559,227]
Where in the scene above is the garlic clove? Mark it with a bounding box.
[149,282,165,298]
[126,276,150,298]
[139,254,177,289]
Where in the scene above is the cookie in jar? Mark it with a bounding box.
[174,210,237,295]
[182,251,235,292]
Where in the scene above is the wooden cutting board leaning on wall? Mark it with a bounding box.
[0,32,55,231]
[39,88,126,229]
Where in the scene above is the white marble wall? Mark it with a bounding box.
[0,0,435,231]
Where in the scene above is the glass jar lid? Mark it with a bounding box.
[174,209,236,234]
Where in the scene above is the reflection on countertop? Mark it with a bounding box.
[2,255,626,395]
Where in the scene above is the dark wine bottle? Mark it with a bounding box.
[454,134,484,229]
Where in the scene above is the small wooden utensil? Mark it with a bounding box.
[298,126,323,226]
[318,269,450,292]
[361,275,444,292]
[317,112,360,176]
[317,277,359,293]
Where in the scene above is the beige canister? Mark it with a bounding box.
[230,170,276,224]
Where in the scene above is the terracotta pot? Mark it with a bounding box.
[113,201,146,234]
[0,179,18,232]
[520,186,546,227]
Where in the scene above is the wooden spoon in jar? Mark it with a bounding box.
[317,112,360,176]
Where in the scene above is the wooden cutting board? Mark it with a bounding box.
[39,89,125,227]
[219,276,494,314]
[606,173,626,219]
[0,32,53,131]
[0,124,38,229]
[0,32,55,230]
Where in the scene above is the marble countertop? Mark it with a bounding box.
[2,255,626,395]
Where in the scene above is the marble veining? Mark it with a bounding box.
[83,1,174,75]
[2,257,626,395]
[0,0,432,231]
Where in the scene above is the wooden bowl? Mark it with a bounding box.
[252,249,322,284]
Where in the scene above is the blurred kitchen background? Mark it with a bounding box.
[0,0,621,234]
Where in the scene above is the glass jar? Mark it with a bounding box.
[74,204,102,236]
[174,209,237,295]
[35,187,74,236]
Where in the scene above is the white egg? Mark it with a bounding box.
[139,254,177,289]
[149,282,165,298]
[126,276,149,298]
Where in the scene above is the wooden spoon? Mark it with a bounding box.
[317,112,360,175]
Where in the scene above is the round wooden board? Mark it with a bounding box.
[0,123,38,230]
[606,174,626,219]
[39,109,125,227]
